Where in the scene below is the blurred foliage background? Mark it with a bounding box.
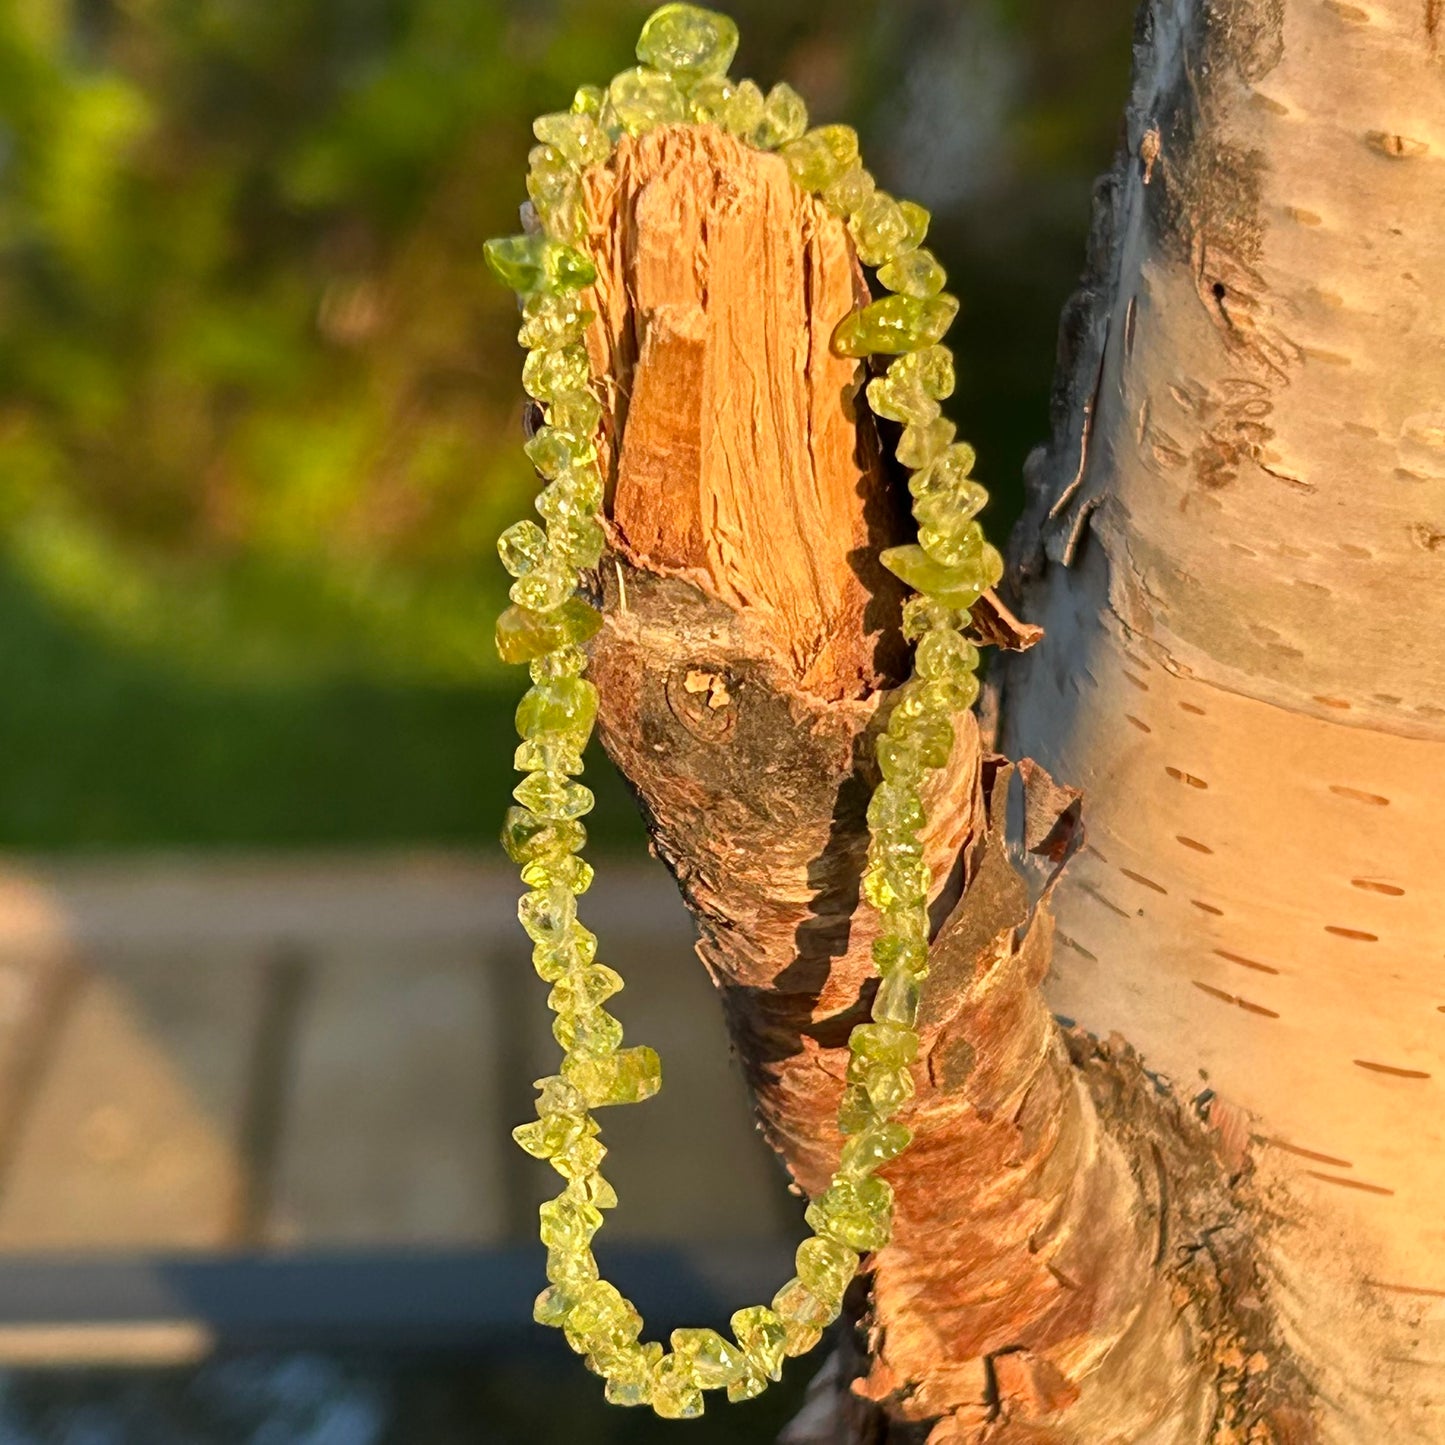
[0,0,1133,849]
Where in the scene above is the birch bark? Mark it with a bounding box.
[996,0,1445,1437]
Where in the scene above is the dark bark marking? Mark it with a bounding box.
[1328,784,1389,806]
[1259,1136,1353,1169]
[1166,766,1209,789]
[1306,1171,1395,1196]
[1214,948,1280,976]
[1120,867,1168,895]
[1353,1059,1431,1080]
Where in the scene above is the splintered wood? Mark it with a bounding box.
[580,125,910,701]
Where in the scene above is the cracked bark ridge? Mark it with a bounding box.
[575,125,1304,1440]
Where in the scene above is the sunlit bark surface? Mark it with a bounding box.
[998,0,1445,1437]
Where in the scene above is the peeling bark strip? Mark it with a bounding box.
[998,0,1445,1438]
[576,128,1303,1442]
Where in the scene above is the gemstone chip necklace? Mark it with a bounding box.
[487,3,1003,1419]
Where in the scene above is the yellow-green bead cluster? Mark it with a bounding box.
[488,2,1002,1418]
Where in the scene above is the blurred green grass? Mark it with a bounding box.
[0,556,648,849]
[0,0,1132,851]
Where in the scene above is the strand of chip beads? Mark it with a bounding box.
[485,4,1004,1419]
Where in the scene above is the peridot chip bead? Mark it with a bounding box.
[870,972,922,1032]
[566,1279,638,1353]
[650,1353,705,1419]
[866,372,941,427]
[687,75,743,128]
[771,1277,837,1352]
[895,344,956,400]
[723,78,766,136]
[533,1283,576,1327]
[919,519,986,571]
[915,629,980,683]
[539,1194,604,1253]
[830,293,960,357]
[804,1175,894,1252]
[515,676,599,740]
[535,1074,587,1116]
[898,199,930,250]
[849,191,914,267]
[836,1083,876,1136]
[778,124,859,192]
[553,1004,624,1058]
[547,1241,600,1289]
[862,1061,915,1115]
[522,851,594,896]
[527,143,577,208]
[483,233,596,296]
[548,514,607,569]
[518,292,595,350]
[878,247,947,297]
[522,848,593,896]
[548,963,625,1014]
[513,769,595,820]
[727,1371,768,1404]
[896,417,957,469]
[910,466,988,526]
[795,1235,860,1303]
[879,543,989,608]
[547,388,603,436]
[849,1021,920,1069]
[522,343,591,402]
[862,860,921,912]
[512,1112,587,1161]
[502,805,584,864]
[514,734,585,777]
[534,110,613,168]
[606,66,686,134]
[536,465,604,522]
[636,4,739,84]
[900,594,960,640]
[572,83,604,116]
[755,82,808,148]
[670,1327,747,1388]
[534,921,599,981]
[532,640,587,682]
[563,1044,663,1107]
[866,780,925,833]
[519,881,577,943]
[823,164,876,218]
[730,1305,788,1381]
[508,555,575,613]
[874,734,924,784]
[839,1119,912,1177]
[497,520,548,578]
[551,1132,607,1180]
[883,899,930,945]
[524,425,596,479]
[495,598,603,666]
[603,1341,663,1406]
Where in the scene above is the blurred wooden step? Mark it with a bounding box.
[0,854,794,1258]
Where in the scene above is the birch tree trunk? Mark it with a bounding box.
[569,0,1445,1439]
[997,0,1445,1437]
